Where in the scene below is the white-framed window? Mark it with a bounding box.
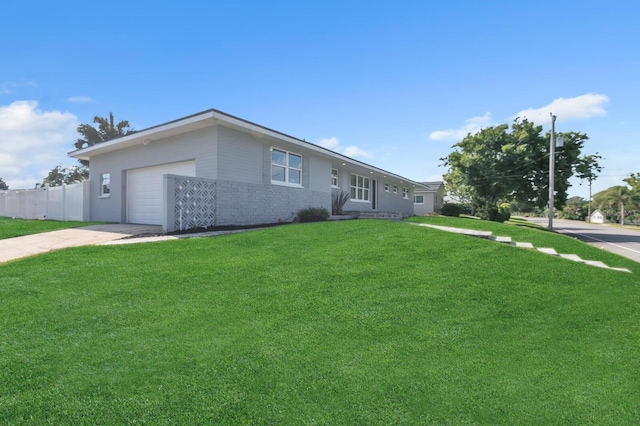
[403,188,410,199]
[271,148,302,186]
[331,169,339,187]
[384,182,389,192]
[350,173,370,202]
[393,185,398,194]
[414,195,424,204]
[100,173,111,197]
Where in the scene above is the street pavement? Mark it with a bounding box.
[524,217,640,263]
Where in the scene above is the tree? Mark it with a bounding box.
[0,177,8,190]
[74,112,134,166]
[575,153,603,221]
[595,186,640,225]
[40,165,89,187]
[560,196,587,220]
[440,118,587,221]
[623,172,640,193]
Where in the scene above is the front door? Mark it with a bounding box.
[372,179,378,210]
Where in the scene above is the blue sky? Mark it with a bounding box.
[1,0,638,199]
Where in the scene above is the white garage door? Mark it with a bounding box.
[127,161,196,225]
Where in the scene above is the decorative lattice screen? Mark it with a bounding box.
[174,178,216,231]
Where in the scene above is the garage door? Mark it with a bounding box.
[127,161,196,225]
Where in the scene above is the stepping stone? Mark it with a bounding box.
[490,235,512,243]
[583,260,610,269]
[559,254,584,262]
[537,247,558,255]
[511,242,534,248]
[609,267,632,273]
[414,223,493,237]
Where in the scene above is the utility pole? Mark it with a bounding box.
[549,114,556,230]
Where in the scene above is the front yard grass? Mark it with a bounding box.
[406,215,635,268]
[1,219,639,424]
[0,216,104,240]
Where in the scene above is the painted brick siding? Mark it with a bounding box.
[215,179,331,226]
[332,166,414,215]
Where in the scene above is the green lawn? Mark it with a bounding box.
[1,219,639,424]
[0,217,104,240]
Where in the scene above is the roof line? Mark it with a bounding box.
[70,107,427,187]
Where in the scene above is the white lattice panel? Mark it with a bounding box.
[174,178,216,230]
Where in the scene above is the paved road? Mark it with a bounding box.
[524,217,640,263]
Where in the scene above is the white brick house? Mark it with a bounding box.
[69,109,425,232]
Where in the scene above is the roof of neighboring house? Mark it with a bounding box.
[414,181,445,192]
[69,108,427,188]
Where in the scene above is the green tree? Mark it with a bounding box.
[623,172,640,193]
[74,112,134,166]
[440,118,587,220]
[40,165,89,187]
[0,177,8,190]
[560,196,587,220]
[575,153,603,221]
[595,185,640,225]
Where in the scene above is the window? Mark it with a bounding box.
[403,188,410,199]
[271,148,302,186]
[414,195,424,204]
[100,173,110,197]
[393,185,398,194]
[384,182,389,192]
[350,173,370,202]
[331,169,339,187]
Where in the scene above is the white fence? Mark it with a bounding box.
[0,181,90,221]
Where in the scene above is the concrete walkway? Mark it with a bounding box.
[0,224,161,264]
[411,223,631,273]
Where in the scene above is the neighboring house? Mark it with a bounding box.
[590,209,604,224]
[413,181,446,215]
[69,108,425,232]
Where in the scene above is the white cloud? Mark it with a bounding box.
[318,137,339,149]
[317,136,373,159]
[429,112,494,142]
[343,145,373,158]
[0,101,79,189]
[67,96,93,104]
[0,81,37,95]
[515,93,609,125]
[429,93,610,144]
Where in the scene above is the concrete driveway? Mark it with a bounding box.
[0,224,162,264]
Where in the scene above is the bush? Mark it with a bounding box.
[498,202,511,222]
[441,203,466,217]
[477,202,510,223]
[297,207,330,223]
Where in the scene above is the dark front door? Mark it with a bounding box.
[372,179,378,210]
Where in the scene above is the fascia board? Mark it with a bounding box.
[68,111,217,160]
[67,107,425,187]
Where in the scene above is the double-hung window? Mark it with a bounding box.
[271,148,302,186]
[350,174,370,202]
[100,173,111,197]
[384,182,389,192]
[403,188,410,199]
[331,169,339,187]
